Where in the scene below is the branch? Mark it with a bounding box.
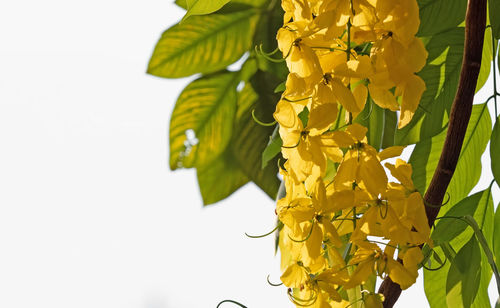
[378,0,487,306]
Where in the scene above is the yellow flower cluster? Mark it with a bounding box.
[273,0,431,307]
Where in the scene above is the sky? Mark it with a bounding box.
[0,1,498,308]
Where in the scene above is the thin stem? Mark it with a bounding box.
[283,96,312,103]
[216,300,248,308]
[430,211,500,296]
[266,274,283,287]
[365,239,403,250]
[422,257,447,271]
[492,30,498,117]
[462,215,500,296]
[245,224,279,238]
[251,109,277,126]
[288,220,315,242]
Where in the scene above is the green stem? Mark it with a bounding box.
[251,109,277,126]
[216,300,248,308]
[346,267,362,308]
[462,215,500,296]
[245,224,279,238]
[492,30,498,117]
[440,242,457,261]
[346,12,353,124]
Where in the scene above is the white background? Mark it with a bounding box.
[0,1,498,307]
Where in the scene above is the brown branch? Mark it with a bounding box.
[378,0,487,306]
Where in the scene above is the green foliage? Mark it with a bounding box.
[355,99,386,151]
[175,0,267,10]
[181,0,231,21]
[398,0,470,147]
[446,236,481,308]
[148,9,259,78]
[425,187,495,308]
[395,28,464,145]
[151,1,500,304]
[417,0,467,36]
[445,105,492,208]
[261,132,282,169]
[195,75,281,205]
[492,115,500,183]
[490,0,500,39]
[230,74,281,199]
[432,192,483,244]
[409,103,491,209]
[197,149,249,205]
[151,1,283,205]
[381,109,397,148]
[494,204,500,269]
[169,71,239,170]
[476,27,493,92]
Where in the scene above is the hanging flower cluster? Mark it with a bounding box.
[273,0,431,306]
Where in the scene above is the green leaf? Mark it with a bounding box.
[196,70,281,204]
[396,28,464,145]
[230,73,281,199]
[253,2,288,80]
[298,107,309,127]
[417,0,467,36]
[446,236,481,308]
[175,0,268,10]
[476,27,492,92]
[432,192,483,244]
[471,195,495,308]
[274,81,286,93]
[355,99,385,151]
[446,105,492,208]
[409,103,491,209]
[182,0,231,20]
[471,240,494,308]
[492,116,500,184]
[196,149,249,205]
[490,0,500,39]
[424,187,494,308]
[261,132,282,169]
[169,71,238,170]
[253,0,283,51]
[381,110,397,148]
[433,250,445,265]
[148,9,259,78]
[175,0,187,9]
[494,204,500,271]
[239,57,259,83]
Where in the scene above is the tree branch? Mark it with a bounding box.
[378,0,487,306]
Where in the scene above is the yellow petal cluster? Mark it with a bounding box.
[273,0,431,306]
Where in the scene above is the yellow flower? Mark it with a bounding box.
[384,159,415,192]
[281,0,313,24]
[288,178,343,260]
[373,0,420,47]
[277,24,323,79]
[363,293,384,308]
[315,74,362,116]
[283,73,315,102]
[275,99,343,179]
[346,243,418,290]
[344,244,380,289]
[396,73,426,128]
[333,124,388,196]
[281,261,309,288]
